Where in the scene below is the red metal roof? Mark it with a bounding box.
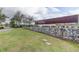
[35,15,78,24]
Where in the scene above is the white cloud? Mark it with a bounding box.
[3,7,19,18]
[3,7,79,20]
[18,7,40,15]
[67,9,79,15]
[33,8,64,20]
[17,7,63,20]
[48,7,61,12]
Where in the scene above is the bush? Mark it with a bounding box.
[0,26,4,29]
[0,24,4,29]
[10,20,16,28]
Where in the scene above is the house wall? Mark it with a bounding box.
[78,15,79,23]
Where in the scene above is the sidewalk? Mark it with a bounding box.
[0,28,12,32]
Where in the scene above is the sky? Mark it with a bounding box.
[2,7,79,20]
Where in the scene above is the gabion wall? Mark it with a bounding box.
[27,25,79,43]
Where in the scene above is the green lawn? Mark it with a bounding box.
[0,28,79,52]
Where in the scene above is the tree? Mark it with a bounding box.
[10,20,16,28]
[10,11,34,28]
[10,11,22,27]
[0,8,7,23]
[27,16,34,27]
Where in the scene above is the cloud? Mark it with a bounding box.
[57,7,79,16]
[67,9,79,15]
[1,7,68,20]
[2,7,19,18]
[34,7,65,20]
[3,7,79,20]
[18,7,40,15]
[18,7,63,20]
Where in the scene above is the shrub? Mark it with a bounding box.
[0,26,4,29]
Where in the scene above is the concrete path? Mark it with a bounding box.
[0,28,12,32]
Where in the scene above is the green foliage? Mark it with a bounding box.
[10,20,16,28]
[0,26,4,29]
[10,11,34,28]
[10,20,20,28]
[0,8,7,20]
[0,8,7,28]
[10,11,23,28]
[0,24,4,29]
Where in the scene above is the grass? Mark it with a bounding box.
[0,28,79,52]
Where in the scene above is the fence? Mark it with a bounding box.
[26,25,79,43]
